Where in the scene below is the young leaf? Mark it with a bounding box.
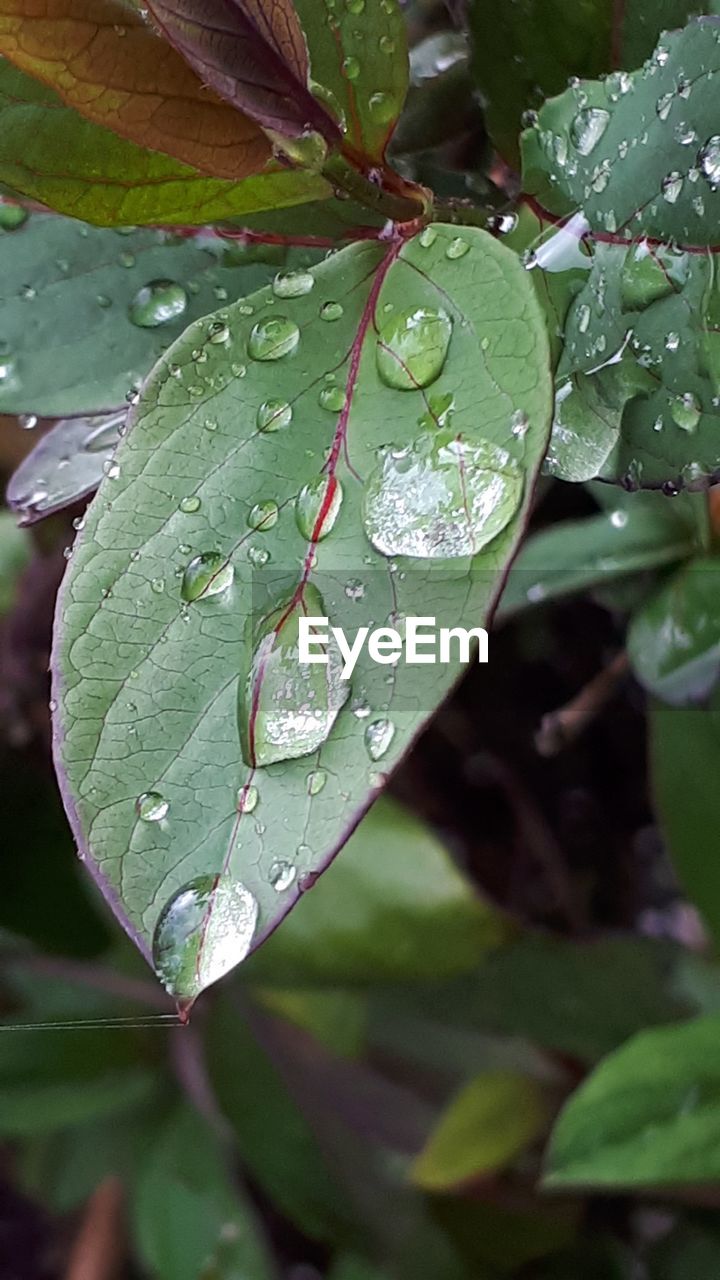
[7,412,126,525]
[628,557,720,703]
[522,19,720,245]
[0,212,323,417]
[143,0,341,147]
[545,1015,720,1188]
[51,223,552,999]
[0,0,270,179]
[0,59,329,225]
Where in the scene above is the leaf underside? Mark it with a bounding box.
[51,224,551,998]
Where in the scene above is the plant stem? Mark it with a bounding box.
[322,152,426,224]
[430,199,491,229]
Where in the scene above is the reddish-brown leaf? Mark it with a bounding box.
[0,0,271,179]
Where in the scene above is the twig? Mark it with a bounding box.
[64,1178,125,1280]
[535,652,630,758]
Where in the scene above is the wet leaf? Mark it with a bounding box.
[0,0,270,179]
[134,1104,273,1280]
[144,0,341,147]
[522,19,720,245]
[243,797,510,986]
[0,60,329,226]
[628,556,720,703]
[51,224,552,998]
[0,212,322,417]
[7,413,126,523]
[545,1014,720,1187]
[411,1071,547,1191]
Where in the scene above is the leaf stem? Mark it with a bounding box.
[322,153,427,224]
[429,199,491,229]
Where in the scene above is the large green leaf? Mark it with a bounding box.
[651,693,720,948]
[52,223,552,999]
[0,212,321,417]
[0,59,329,226]
[545,1014,720,1187]
[629,557,720,702]
[522,20,720,245]
[243,796,509,986]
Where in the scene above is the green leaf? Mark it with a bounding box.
[294,0,409,161]
[545,1014,720,1187]
[499,491,697,618]
[0,212,322,417]
[522,20,720,245]
[651,695,720,947]
[0,60,329,226]
[0,509,30,613]
[134,1103,273,1280]
[243,796,510,986]
[0,1070,156,1136]
[51,223,552,999]
[629,557,720,703]
[411,1071,547,1191]
[468,0,714,167]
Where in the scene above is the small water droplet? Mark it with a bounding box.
[248,545,270,567]
[269,860,297,891]
[257,399,292,432]
[306,768,327,795]
[662,171,683,204]
[151,577,165,594]
[295,476,343,541]
[237,783,258,813]
[368,91,395,124]
[379,35,395,54]
[670,391,702,433]
[699,136,720,190]
[344,578,365,601]
[376,307,452,391]
[181,552,234,602]
[152,875,258,998]
[342,55,360,80]
[248,316,300,360]
[364,718,395,761]
[419,226,437,248]
[318,384,346,412]
[208,321,230,344]
[445,237,470,260]
[665,332,680,352]
[273,269,315,298]
[320,301,343,322]
[570,107,610,155]
[18,413,37,430]
[248,499,279,531]
[129,280,187,328]
[137,790,169,822]
[179,495,201,514]
[0,203,28,231]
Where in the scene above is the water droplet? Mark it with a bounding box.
[179,495,201,514]
[511,409,529,438]
[238,583,350,767]
[248,499,279,531]
[320,301,343,322]
[237,783,258,813]
[364,718,395,761]
[319,384,346,412]
[137,790,169,822]
[152,875,258,999]
[376,307,452,391]
[570,107,610,155]
[656,91,674,121]
[699,136,720,189]
[363,430,523,558]
[103,458,120,480]
[181,552,234,602]
[269,860,297,891]
[344,578,365,601]
[674,122,696,145]
[379,35,395,53]
[151,577,165,594]
[208,321,230,344]
[306,769,327,795]
[662,171,683,204]
[248,545,270,568]
[257,399,292,432]
[295,476,343,541]
[342,55,360,80]
[445,237,470,260]
[18,413,37,431]
[671,391,701,433]
[273,269,315,298]
[129,280,187,328]
[248,316,300,360]
[665,332,680,352]
[368,91,395,124]
[0,203,28,231]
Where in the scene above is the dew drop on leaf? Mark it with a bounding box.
[363,430,523,559]
[179,495,201,514]
[247,316,300,360]
[569,107,610,155]
[237,782,258,813]
[295,476,343,541]
[181,552,234,602]
[445,237,470,260]
[0,203,28,231]
[152,875,258,999]
[257,399,292,432]
[269,860,297,891]
[320,301,344,322]
[136,791,169,822]
[128,280,188,328]
[318,384,347,412]
[419,227,437,248]
[662,171,684,204]
[698,136,720,190]
[364,718,395,761]
[671,391,701,433]
[368,91,395,123]
[272,269,315,298]
[248,500,279,532]
[376,307,452,391]
[306,768,327,795]
[342,55,360,80]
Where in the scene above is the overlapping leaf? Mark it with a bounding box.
[0,0,270,178]
[51,223,551,998]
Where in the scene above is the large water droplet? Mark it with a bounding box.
[295,476,343,541]
[152,875,258,999]
[237,782,258,813]
[445,237,470,260]
[364,718,395,761]
[376,307,452,391]
[273,269,315,298]
[248,316,300,361]
[363,430,523,559]
[257,399,292,432]
[238,583,350,768]
[181,552,234,602]
[570,107,610,155]
[137,790,169,822]
[129,280,187,328]
[698,136,720,190]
